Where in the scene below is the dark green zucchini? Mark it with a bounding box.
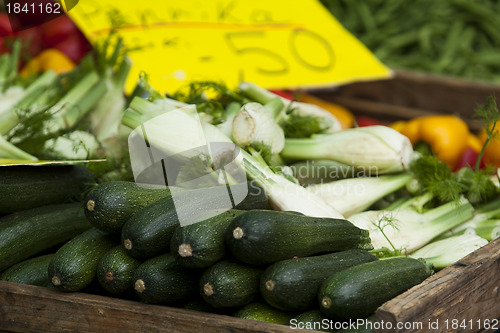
[290,310,336,332]
[319,257,433,319]
[170,210,244,268]
[133,253,199,304]
[233,181,268,210]
[97,245,141,295]
[200,260,262,308]
[0,165,95,213]
[0,203,91,272]
[261,249,378,311]
[48,228,117,292]
[233,302,294,325]
[121,196,179,259]
[84,181,171,233]
[225,210,373,265]
[0,254,54,287]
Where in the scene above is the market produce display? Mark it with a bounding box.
[1,11,500,333]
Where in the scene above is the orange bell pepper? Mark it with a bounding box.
[20,48,75,77]
[479,124,500,167]
[298,93,355,129]
[397,115,470,169]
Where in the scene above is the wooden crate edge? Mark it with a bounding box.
[375,238,500,333]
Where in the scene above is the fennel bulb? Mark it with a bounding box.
[232,102,285,154]
[410,233,488,270]
[282,125,413,174]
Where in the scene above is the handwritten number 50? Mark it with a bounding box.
[225,29,335,76]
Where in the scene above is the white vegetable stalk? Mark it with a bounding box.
[348,197,474,252]
[238,81,342,132]
[447,196,500,236]
[282,125,414,174]
[410,233,488,270]
[307,173,412,217]
[216,102,241,138]
[0,70,57,135]
[232,101,285,154]
[0,135,37,161]
[242,149,344,218]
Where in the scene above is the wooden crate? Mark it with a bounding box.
[0,238,498,333]
[311,70,500,131]
[1,71,500,333]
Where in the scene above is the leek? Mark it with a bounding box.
[348,197,474,253]
[282,125,413,174]
[122,97,345,218]
[307,173,412,217]
[410,233,488,270]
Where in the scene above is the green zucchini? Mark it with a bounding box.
[225,210,373,265]
[170,210,245,268]
[84,181,171,233]
[0,203,91,272]
[0,165,95,214]
[261,249,378,312]
[233,181,268,210]
[234,302,294,325]
[0,254,54,287]
[48,228,117,292]
[318,257,433,319]
[121,196,179,259]
[200,260,262,308]
[133,253,199,304]
[290,310,336,332]
[97,245,141,295]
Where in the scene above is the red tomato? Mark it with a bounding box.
[270,90,296,101]
[455,147,484,171]
[0,13,13,37]
[355,116,389,127]
[53,33,91,63]
[40,15,79,47]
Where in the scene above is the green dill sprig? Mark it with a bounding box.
[410,155,466,203]
[474,96,499,171]
[171,81,245,124]
[372,213,405,256]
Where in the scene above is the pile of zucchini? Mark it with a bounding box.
[0,173,434,331]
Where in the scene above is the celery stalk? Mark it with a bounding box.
[0,135,37,161]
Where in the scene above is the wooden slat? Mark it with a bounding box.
[375,237,500,333]
[0,282,319,333]
[310,70,500,131]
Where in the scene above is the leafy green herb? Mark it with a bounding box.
[410,155,465,203]
[281,109,331,138]
[456,167,499,204]
[474,96,499,171]
[171,81,244,124]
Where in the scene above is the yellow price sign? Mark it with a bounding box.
[68,0,391,93]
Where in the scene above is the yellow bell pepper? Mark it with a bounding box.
[398,115,470,169]
[20,49,75,77]
[299,93,355,129]
[479,124,500,167]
